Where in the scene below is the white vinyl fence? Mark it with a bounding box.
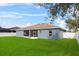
[63,31,79,44]
[75,31,79,43]
[0,32,16,36]
[0,32,76,39]
[63,32,75,38]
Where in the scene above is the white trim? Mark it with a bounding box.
[23,36,38,39]
[16,27,65,31]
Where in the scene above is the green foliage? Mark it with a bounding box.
[37,3,79,31]
[0,36,79,56]
[37,3,75,17]
[66,17,79,32]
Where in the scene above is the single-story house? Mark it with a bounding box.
[16,23,66,39]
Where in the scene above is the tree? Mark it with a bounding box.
[36,3,75,18]
[66,8,79,32]
[36,3,79,31]
[66,18,79,32]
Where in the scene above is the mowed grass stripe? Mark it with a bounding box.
[0,36,78,56]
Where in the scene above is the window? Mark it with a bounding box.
[33,30,38,37]
[30,30,38,37]
[24,30,29,36]
[49,30,52,36]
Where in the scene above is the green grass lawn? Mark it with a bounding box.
[0,36,79,56]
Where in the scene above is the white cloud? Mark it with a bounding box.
[0,14,22,18]
[57,20,66,25]
[33,5,41,9]
[0,3,37,7]
[23,3,41,9]
[1,23,33,28]
[0,11,47,19]
[25,23,33,27]
[0,3,16,6]
[23,3,33,6]
[15,23,33,28]
[54,18,66,29]
[0,3,33,7]
[0,12,23,18]
[21,13,47,16]
[0,3,42,9]
[35,6,41,8]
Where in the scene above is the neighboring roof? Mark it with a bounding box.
[16,23,66,31]
[10,27,20,30]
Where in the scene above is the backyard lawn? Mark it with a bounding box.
[0,36,79,56]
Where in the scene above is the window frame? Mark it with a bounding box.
[49,30,52,36]
[24,30,29,36]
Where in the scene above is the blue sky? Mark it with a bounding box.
[0,3,66,28]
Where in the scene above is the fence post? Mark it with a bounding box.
[76,31,79,44]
